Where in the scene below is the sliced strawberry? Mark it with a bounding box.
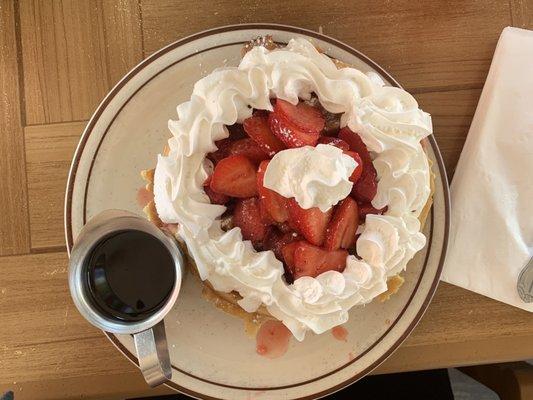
[274,99,325,133]
[288,241,348,279]
[344,150,364,184]
[317,136,350,151]
[243,115,286,156]
[287,199,332,246]
[233,197,268,242]
[207,138,232,164]
[210,155,258,198]
[264,230,299,261]
[281,241,299,267]
[203,176,230,205]
[324,198,359,250]
[352,167,378,202]
[359,203,387,221]
[277,222,293,233]
[338,128,372,163]
[259,199,275,225]
[257,161,289,223]
[339,128,378,202]
[268,112,319,148]
[228,138,269,164]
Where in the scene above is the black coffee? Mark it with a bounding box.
[86,230,176,322]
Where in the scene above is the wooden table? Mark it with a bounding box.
[1,1,533,399]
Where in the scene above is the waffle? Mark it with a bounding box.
[141,38,435,334]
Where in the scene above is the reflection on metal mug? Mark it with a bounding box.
[68,210,184,386]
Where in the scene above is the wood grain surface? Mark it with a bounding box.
[1,1,532,399]
[0,0,30,256]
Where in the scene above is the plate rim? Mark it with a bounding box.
[64,22,450,400]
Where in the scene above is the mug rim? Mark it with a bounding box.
[68,209,184,334]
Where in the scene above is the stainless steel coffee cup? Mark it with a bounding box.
[68,209,184,386]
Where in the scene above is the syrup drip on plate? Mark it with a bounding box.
[331,326,348,342]
[256,320,291,359]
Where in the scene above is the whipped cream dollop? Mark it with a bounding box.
[153,37,432,340]
[264,144,356,211]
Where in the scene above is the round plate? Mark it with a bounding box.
[65,24,450,400]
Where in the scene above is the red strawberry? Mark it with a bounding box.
[228,138,269,164]
[268,112,319,148]
[338,128,372,163]
[287,241,348,279]
[207,138,232,164]
[233,197,268,242]
[281,241,300,283]
[274,99,325,133]
[317,136,350,151]
[259,199,275,225]
[210,155,258,198]
[264,230,299,261]
[203,176,230,205]
[352,166,378,202]
[287,199,332,246]
[324,197,359,250]
[339,128,378,202]
[282,241,299,267]
[344,151,364,184]
[359,203,387,221]
[243,115,286,156]
[257,161,289,223]
[277,221,293,233]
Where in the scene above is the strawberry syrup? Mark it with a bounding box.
[331,326,348,342]
[256,320,291,359]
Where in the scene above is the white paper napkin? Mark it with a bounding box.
[441,27,533,312]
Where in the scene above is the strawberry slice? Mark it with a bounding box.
[277,221,293,233]
[324,198,359,250]
[243,115,286,156]
[287,199,332,246]
[338,128,372,163]
[281,241,300,283]
[268,112,319,148]
[263,229,299,262]
[339,128,378,202]
[210,155,258,198]
[207,138,232,164]
[257,161,289,223]
[344,151,364,184]
[233,197,269,242]
[317,136,350,151]
[203,176,230,205]
[287,241,348,279]
[282,241,299,268]
[359,203,387,221]
[274,99,325,133]
[228,138,269,164]
[259,199,275,225]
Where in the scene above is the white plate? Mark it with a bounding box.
[65,23,450,400]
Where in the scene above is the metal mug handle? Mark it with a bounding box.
[134,320,172,386]
[68,210,183,388]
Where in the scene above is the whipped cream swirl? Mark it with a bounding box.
[154,38,432,340]
[264,144,356,211]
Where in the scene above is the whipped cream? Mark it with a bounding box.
[264,144,356,211]
[153,37,432,340]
